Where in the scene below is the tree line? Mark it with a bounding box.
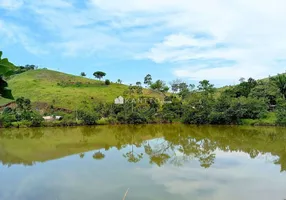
[1,50,286,127]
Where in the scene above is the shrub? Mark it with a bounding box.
[97,117,118,125]
[127,112,147,124]
[209,111,229,124]
[276,99,286,126]
[105,79,111,85]
[30,112,44,127]
[182,108,210,124]
[0,113,16,128]
[96,117,109,125]
[77,110,99,125]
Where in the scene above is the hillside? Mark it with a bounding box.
[1,69,163,110]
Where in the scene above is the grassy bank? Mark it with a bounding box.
[241,112,278,126]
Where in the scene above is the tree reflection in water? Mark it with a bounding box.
[0,125,286,172]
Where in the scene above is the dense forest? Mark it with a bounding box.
[0,51,286,127]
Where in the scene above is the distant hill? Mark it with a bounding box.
[0,69,163,110]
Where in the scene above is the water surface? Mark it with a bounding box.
[0,125,286,200]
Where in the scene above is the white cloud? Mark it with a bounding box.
[0,19,47,55]
[1,0,286,82]
[89,0,286,82]
[141,151,286,200]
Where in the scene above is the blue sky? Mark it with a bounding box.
[1,0,286,86]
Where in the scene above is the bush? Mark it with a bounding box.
[97,117,118,125]
[105,79,111,85]
[182,108,210,124]
[276,110,286,126]
[116,112,127,123]
[209,111,229,124]
[161,111,176,123]
[31,112,44,127]
[276,99,286,126]
[96,117,110,125]
[0,113,16,128]
[77,110,99,125]
[225,97,268,122]
[127,112,147,124]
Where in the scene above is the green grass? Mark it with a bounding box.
[242,112,277,126]
[1,69,163,109]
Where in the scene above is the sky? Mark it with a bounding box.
[0,0,286,86]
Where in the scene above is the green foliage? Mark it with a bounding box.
[234,97,268,119]
[0,51,15,99]
[249,80,280,105]
[96,117,117,125]
[170,79,195,99]
[162,96,183,122]
[80,72,86,77]
[77,110,99,125]
[276,99,286,126]
[150,80,169,94]
[0,97,43,127]
[93,71,106,80]
[144,74,152,86]
[271,73,286,99]
[3,69,162,109]
[225,77,257,98]
[105,79,111,85]
[183,93,214,124]
[124,84,143,96]
[0,77,14,99]
[209,111,229,125]
[127,112,147,124]
[197,80,215,95]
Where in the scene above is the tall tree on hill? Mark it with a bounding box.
[80,72,86,77]
[198,80,215,96]
[93,71,106,80]
[117,79,122,84]
[144,74,152,87]
[150,80,169,95]
[0,51,14,99]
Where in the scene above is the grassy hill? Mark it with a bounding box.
[0,69,163,110]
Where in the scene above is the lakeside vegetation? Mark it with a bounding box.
[0,50,286,128]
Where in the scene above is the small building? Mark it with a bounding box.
[114,96,124,104]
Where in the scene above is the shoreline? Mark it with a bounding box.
[0,120,284,129]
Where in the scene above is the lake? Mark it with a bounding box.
[0,124,286,200]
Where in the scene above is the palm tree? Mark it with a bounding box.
[271,74,286,99]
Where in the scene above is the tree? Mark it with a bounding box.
[117,79,122,84]
[249,80,280,106]
[170,79,182,93]
[80,72,86,77]
[170,79,195,99]
[276,99,286,126]
[105,79,111,85]
[239,77,245,83]
[232,77,257,98]
[197,80,215,96]
[93,71,106,80]
[150,80,169,95]
[93,151,105,160]
[144,74,152,86]
[0,51,14,99]
[271,74,286,99]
